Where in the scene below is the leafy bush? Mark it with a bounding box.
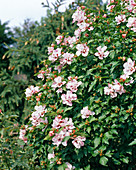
[20,0,136,169]
[0,1,86,168]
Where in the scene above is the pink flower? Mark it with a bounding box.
[66,79,82,92]
[77,22,90,32]
[104,79,126,98]
[72,7,87,24]
[48,152,55,164]
[123,58,136,76]
[67,36,77,48]
[55,35,63,44]
[48,152,55,160]
[125,0,136,13]
[51,76,66,90]
[72,136,86,149]
[37,73,44,80]
[120,74,129,82]
[61,91,77,106]
[94,46,109,60]
[74,28,81,38]
[88,26,94,31]
[76,43,89,57]
[25,86,40,98]
[48,48,62,62]
[125,77,134,86]
[52,116,75,132]
[52,116,65,129]
[65,162,75,170]
[51,116,75,147]
[55,64,63,73]
[56,88,63,93]
[30,105,48,126]
[34,105,46,117]
[104,84,117,98]
[81,106,95,119]
[48,46,54,55]
[115,15,126,25]
[19,128,27,143]
[127,17,136,32]
[60,52,74,65]
[113,79,126,95]
[52,131,66,147]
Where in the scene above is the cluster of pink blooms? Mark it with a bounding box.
[105,58,135,98]
[30,105,48,126]
[50,115,75,147]
[120,58,136,85]
[51,76,82,104]
[66,76,82,92]
[60,52,74,65]
[125,0,136,13]
[48,48,62,62]
[81,106,95,119]
[63,36,77,48]
[94,46,109,60]
[48,152,75,169]
[115,15,126,25]
[77,22,90,32]
[19,125,28,143]
[49,115,86,149]
[104,79,126,98]
[51,76,66,93]
[76,43,89,57]
[72,7,87,24]
[127,17,136,32]
[37,68,52,80]
[61,91,77,106]
[72,136,86,149]
[25,85,40,98]
[72,7,94,33]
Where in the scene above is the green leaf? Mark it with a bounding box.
[102,137,109,145]
[62,136,70,142]
[84,165,91,170]
[104,132,113,139]
[129,139,136,146]
[17,139,25,146]
[122,157,129,164]
[86,127,91,133]
[99,156,108,166]
[105,151,112,157]
[109,51,115,59]
[88,79,97,92]
[94,137,101,148]
[44,135,51,140]
[58,164,67,170]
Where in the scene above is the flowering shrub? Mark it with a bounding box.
[19,0,136,169]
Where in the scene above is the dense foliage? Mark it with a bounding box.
[19,0,136,169]
[0,0,87,169]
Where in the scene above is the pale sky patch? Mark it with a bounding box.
[0,0,75,27]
